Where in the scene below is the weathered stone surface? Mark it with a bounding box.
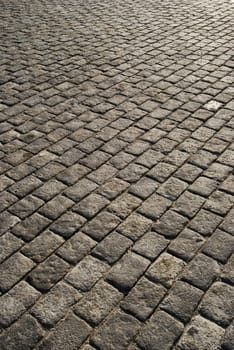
[50,211,86,238]
[136,310,183,350]
[65,255,108,291]
[117,213,152,240]
[138,193,171,220]
[202,229,234,263]
[39,313,91,350]
[75,280,122,325]
[93,231,132,264]
[182,253,220,290]
[146,253,186,288]
[221,321,234,350]
[199,282,234,327]
[21,230,64,262]
[92,309,141,350]
[0,314,44,350]
[0,252,35,292]
[107,252,150,291]
[83,211,121,241]
[121,277,167,320]
[1,0,234,347]
[0,232,23,263]
[132,231,168,260]
[28,255,70,291]
[160,281,203,322]
[73,193,109,219]
[153,210,188,238]
[168,228,205,261]
[176,315,224,350]
[0,281,40,327]
[32,281,81,326]
[57,232,96,264]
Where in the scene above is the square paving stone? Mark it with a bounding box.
[96,178,129,199]
[64,178,98,201]
[38,195,74,220]
[75,280,122,326]
[168,228,205,261]
[199,282,234,327]
[91,309,141,350]
[146,252,186,288]
[12,213,51,241]
[83,211,121,241]
[173,191,205,218]
[132,231,168,260]
[204,190,234,215]
[129,177,159,199]
[57,232,96,264]
[0,252,35,292]
[92,231,132,264]
[50,211,86,238]
[21,230,64,262]
[107,252,150,291]
[28,255,70,292]
[152,209,188,238]
[117,213,152,240]
[39,313,91,350]
[188,209,222,236]
[202,229,234,263]
[0,232,23,263]
[136,310,183,350]
[121,277,167,321]
[160,281,203,322]
[0,281,40,327]
[65,255,108,291]
[176,315,224,350]
[181,253,220,290]
[0,314,44,350]
[138,193,171,220]
[32,281,81,327]
[107,193,142,219]
[73,193,110,219]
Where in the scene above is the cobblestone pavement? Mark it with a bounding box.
[0,0,234,349]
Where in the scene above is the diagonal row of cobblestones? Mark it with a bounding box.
[0,0,234,349]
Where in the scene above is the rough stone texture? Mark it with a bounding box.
[176,316,224,350]
[121,277,167,321]
[0,252,35,292]
[92,231,132,264]
[0,0,234,348]
[107,252,150,291]
[202,229,234,263]
[146,253,186,288]
[92,309,141,350]
[136,310,183,350]
[0,314,44,350]
[21,230,64,262]
[221,322,234,350]
[168,229,205,261]
[199,282,234,327]
[28,255,70,292]
[65,255,108,291]
[0,281,40,327]
[39,313,91,350]
[160,281,203,322]
[181,253,220,290]
[32,281,81,326]
[75,280,122,326]
[57,232,96,264]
